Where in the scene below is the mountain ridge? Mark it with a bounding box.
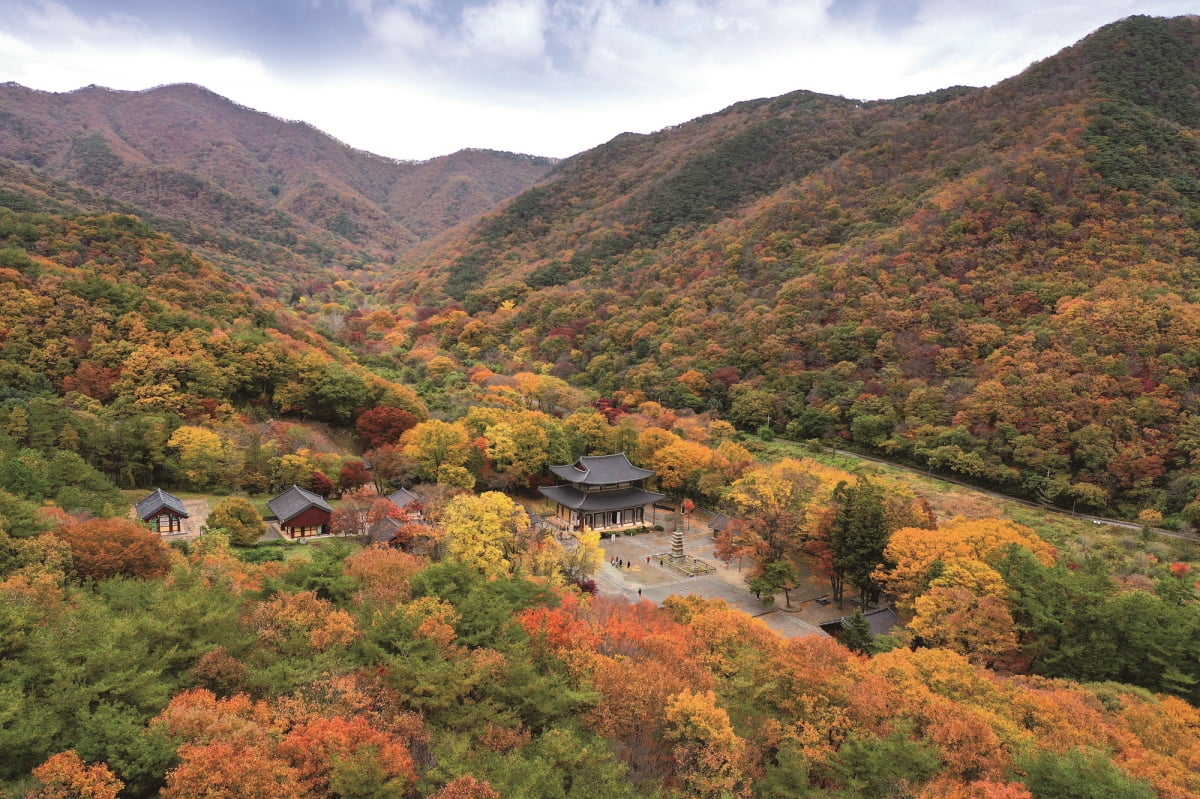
[389,14,1200,518]
[0,81,556,293]
[4,15,1200,517]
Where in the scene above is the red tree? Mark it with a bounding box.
[365,445,418,493]
[338,460,371,492]
[53,518,171,581]
[310,471,334,498]
[356,407,418,450]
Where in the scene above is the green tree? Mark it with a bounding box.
[831,728,939,799]
[47,450,124,517]
[4,406,29,444]
[827,479,891,608]
[727,385,780,432]
[839,608,875,655]
[0,448,49,500]
[0,487,52,538]
[311,363,369,423]
[1016,747,1155,799]
[748,558,800,607]
[206,497,267,546]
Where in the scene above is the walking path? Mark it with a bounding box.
[180,498,210,537]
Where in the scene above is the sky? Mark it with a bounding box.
[2,1,1197,161]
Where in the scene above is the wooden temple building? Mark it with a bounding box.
[268,485,333,539]
[135,488,189,534]
[538,453,664,532]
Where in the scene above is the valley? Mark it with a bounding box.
[2,13,1200,799]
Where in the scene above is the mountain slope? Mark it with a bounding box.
[401,15,1200,519]
[0,82,554,293]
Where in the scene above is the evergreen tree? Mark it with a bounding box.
[840,608,875,655]
[828,479,891,608]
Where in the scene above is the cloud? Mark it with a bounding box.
[462,0,548,62]
[371,5,439,53]
[17,0,149,42]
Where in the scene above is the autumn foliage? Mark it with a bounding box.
[4,15,1200,799]
[28,750,123,799]
[2,516,1198,799]
[52,518,172,581]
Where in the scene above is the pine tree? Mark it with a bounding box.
[840,608,875,655]
[828,479,891,608]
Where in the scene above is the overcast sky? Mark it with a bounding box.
[2,1,1196,160]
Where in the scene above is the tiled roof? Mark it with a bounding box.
[267,485,332,523]
[547,453,654,486]
[387,487,420,508]
[369,516,404,545]
[538,484,665,511]
[819,606,899,638]
[134,488,188,521]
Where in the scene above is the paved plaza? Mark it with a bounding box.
[593,525,833,639]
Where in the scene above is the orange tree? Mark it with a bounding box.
[52,518,171,581]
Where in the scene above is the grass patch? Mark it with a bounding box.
[747,438,1200,567]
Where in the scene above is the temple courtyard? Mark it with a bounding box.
[592,523,845,639]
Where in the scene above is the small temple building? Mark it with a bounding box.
[268,485,333,539]
[385,487,424,521]
[370,487,427,548]
[135,488,189,534]
[538,453,665,532]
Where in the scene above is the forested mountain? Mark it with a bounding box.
[0,82,554,293]
[3,15,1200,799]
[5,18,1200,520]
[4,535,1199,799]
[0,205,424,512]
[398,15,1200,521]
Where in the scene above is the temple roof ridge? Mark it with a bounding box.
[547,452,654,485]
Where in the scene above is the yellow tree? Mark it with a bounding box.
[634,428,680,465]
[441,491,532,577]
[526,535,568,586]
[400,420,474,485]
[909,586,1019,665]
[877,518,1055,609]
[712,440,753,481]
[273,453,315,491]
[167,425,241,490]
[724,458,817,564]
[564,408,615,455]
[662,689,752,799]
[560,527,605,583]
[512,371,574,411]
[207,496,268,546]
[650,440,714,498]
[485,419,550,487]
[513,371,548,409]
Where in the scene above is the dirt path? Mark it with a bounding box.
[178,498,210,539]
